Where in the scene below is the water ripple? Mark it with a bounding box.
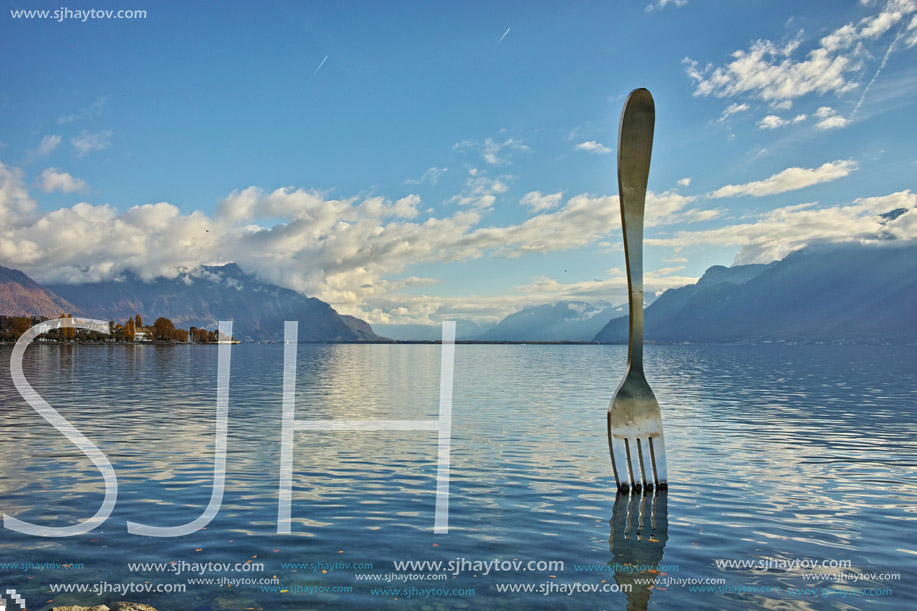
[0,343,914,609]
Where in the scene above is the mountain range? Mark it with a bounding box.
[594,241,917,344]
[372,301,630,342]
[3,241,915,344]
[0,263,379,342]
[372,320,495,341]
[477,301,626,342]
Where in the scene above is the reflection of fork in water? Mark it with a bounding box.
[608,490,669,611]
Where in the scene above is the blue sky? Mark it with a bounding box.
[1,0,915,324]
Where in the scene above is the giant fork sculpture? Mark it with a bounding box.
[607,88,668,493]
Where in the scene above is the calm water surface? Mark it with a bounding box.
[0,343,915,610]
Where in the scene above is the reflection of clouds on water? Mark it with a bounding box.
[609,491,668,611]
[245,343,446,535]
[0,342,451,538]
[0,344,221,529]
[652,345,917,555]
[0,343,915,608]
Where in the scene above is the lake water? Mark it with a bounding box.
[0,343,915,610]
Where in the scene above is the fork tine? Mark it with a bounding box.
[624,437,639,492]
[636,438,650,490]
[609,435,631,492]
[648,435,668,489]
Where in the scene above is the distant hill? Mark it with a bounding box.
[594,242,917,344]
[45,263,379,342]
[373,319,495,341]
[0,265,83,318]
[478,301,627,342]
[339,314,377,338]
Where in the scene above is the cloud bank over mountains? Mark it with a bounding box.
[1,154,913,325]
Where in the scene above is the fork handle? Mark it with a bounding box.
[617,88,655,371]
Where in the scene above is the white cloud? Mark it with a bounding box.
[6,155,908,325]
[520,191,563,212]
[0,161,630,319]
[758,114,789,129]
[575,140,612,155]
[646,190,717,226]
[758,112,808,129]
[449,175,510,210]
[58,96,108,125]
[685,0,917,102]
[718,102,750,121]
[355,264,700,325]
[684,40,856,102]
[71,130,112,156]
[484,137,528,164]
[455,137,529,165]
[404,166,447,185]
[515,271,695,303]
[648,190,917,264]
[814,106,851,129]
[3,151,722,323]
[816,116,850,130]
[709,160,857,198]
[859,0,913,39]
[37,134,62,156]
[0,162,37,225]
[39,168,88,193]
[677,177,692,187]
[646,0,688,12]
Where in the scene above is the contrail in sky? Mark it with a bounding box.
[851,30,902,119]
[497,27,510,45]
[308,55,328,83]
[306,55,328,85]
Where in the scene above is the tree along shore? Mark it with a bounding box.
[0,313,233,343]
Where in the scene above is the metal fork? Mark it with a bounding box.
[607,88,668,493]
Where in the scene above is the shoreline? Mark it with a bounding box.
[1,339,913,347]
